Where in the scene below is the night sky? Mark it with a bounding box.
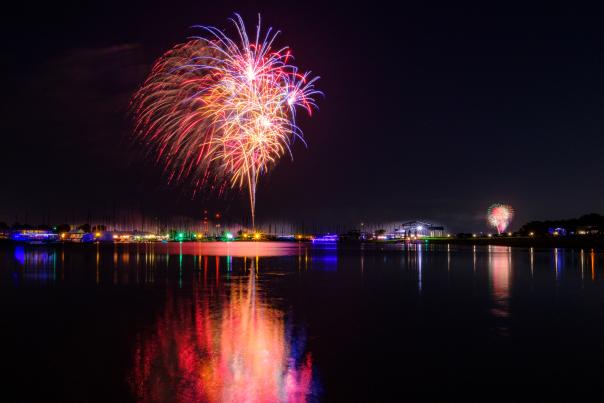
[2,2,604,231]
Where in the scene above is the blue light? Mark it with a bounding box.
[312,234,339,243]
[10,230,59,244]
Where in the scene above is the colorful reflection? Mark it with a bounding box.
[488,246,511,320]
[554,248,565,280]
[165,241,303,258]
[591,249,596,281]
[310,243,338,271]
[130,260,315,402]
[14,246,56,268]
[13,246,57,283]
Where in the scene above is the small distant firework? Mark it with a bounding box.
[487,204,514,234]
[131,14,321,226]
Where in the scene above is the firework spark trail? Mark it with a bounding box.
[132,14,321,226]
[487,204,515,234]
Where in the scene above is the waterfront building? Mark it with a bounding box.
[393,221,445,238]
[577,226,601,235]
[10,229,60,244]
[61,230,89,242]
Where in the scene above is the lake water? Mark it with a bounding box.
[1,242,604,401]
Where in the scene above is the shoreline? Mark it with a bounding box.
[2,236,604,250]
[409,236,604,250]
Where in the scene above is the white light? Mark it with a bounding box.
[246,65,256,81]
[259,115,271,127]
[287,93,296,106]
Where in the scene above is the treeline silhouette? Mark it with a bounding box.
[519,213,604,235]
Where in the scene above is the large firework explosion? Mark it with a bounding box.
[132,14,321,226]
[487,204,514,234]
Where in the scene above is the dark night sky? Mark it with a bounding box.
[1,1,603,231]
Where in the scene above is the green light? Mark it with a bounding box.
[225,232,233,240]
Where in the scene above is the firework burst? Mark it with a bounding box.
[487,204,514,234]
[132,14,321,226]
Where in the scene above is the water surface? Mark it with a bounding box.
[1,242,603,401]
